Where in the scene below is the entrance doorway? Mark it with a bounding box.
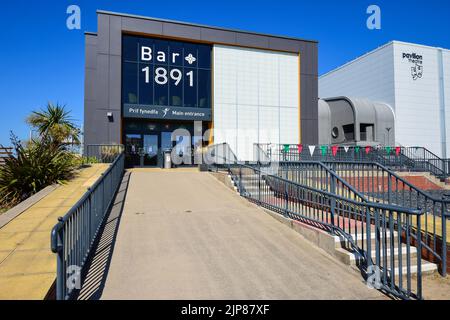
[123,120,209,168]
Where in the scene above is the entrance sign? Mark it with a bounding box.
[122,35,212,120]
[124,104,211,121]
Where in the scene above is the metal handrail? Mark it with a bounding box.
[320,160,448,276]
[51,146,125,300]
[257,143,450,179]
[209,152,426,299]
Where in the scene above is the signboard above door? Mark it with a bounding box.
[122,35,212,120]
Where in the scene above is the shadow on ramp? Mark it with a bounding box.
[74,171,131,300]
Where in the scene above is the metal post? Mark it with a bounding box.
[330,176,336,234]
[55,218,64,300]
[442,202,447,277]
[417,214,423,299]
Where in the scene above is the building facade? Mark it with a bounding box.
[318,97,395,146]
[319,41,450,157]
[84,11,318,165]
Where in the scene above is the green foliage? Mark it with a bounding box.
[81,156,99,165]
[0,103,82,210]
[0,134,79,209]
[26,102,80,146]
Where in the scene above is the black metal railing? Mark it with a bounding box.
[51,146,125,300]
[85,144,124,163]
[0,145,13,166]
[320,161,449,276]
[257,143,450,179]
[207,148,426,299]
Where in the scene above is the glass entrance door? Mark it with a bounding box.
[143,134,158,166]
[125,134,142,167]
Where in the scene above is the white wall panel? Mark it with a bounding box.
[393,43,441,155]
[443,50,450,157]
[259,107,280,146]
[214,45,299,160]
[319,43,395,108]
[280,108,299,144]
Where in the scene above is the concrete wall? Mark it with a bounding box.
[84,11,319,151]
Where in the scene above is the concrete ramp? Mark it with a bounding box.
[98,169,384,300]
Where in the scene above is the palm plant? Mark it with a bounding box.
[26,103,80,146]
[0,104,82,210]
[0,133,78,209]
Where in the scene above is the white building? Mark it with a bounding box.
[319,41,450,158]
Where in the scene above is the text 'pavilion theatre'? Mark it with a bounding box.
[84,10,318,166]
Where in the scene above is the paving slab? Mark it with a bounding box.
[0,164,109,300]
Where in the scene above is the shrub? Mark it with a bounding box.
[0,134,78,209]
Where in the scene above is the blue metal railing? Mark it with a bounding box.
[51,146,125,300]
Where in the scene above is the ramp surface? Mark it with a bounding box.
[99,169,385,299]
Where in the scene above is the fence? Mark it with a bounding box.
[257,144,450,179]
[321,161,449,276]
[85,144,124,163]
[208,151,426,300]
[51,147,125,300]
[0,145,13,166]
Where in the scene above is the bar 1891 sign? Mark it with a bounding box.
[122,35,212,120]
[140,46,197,87]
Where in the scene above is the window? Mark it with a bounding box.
[331,127,339,139]
[122,35,212,111]
[123,62,138,104]
[343,124,355,141]
[360,123,374,141]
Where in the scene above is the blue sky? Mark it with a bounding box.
[0,0,449,145]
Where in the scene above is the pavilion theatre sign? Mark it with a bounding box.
[122,35,212,121]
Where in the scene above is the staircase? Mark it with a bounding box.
[224,170,438,278]
[333,230,438,276]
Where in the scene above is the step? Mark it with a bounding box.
[388,261,438,276]
[334,232,398,249]
[335,246,418,266]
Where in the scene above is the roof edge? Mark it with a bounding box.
[96,10,318,44]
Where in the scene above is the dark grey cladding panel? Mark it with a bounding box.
[310,77,318,118]
[109,15,122,56]
[121,17,163,35]
[162,22,202,40]
[108,115,122,143]
[109,55,121,110]
[268,37,301,52]
[85,35,97,70]
[85,33,97,46]
[300,74,318,120]
[97,14,110,54]
[310,44,318,76]
[95,54,110,109]
[301,119,319,144]
[200,28,236,44]
[235,33,270,49]
[84,68,96,101]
